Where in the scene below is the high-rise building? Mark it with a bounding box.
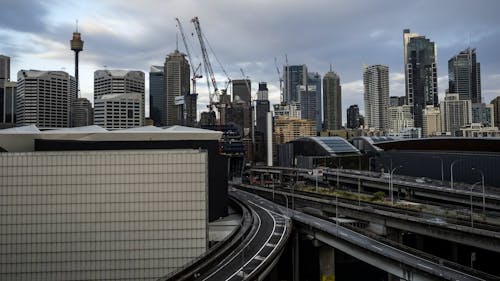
[94,70,144,125]
[71,98,93,127]
[491,96,500,128]
[440,93,472,136]
[94,93,144,129]
[0,55,10,85]
[388,105,414,133]
[273,116,316,144]
[16,70,76,128]
[448,48,481,103]
[308,72,322,132]
[232,79,251,105]
[346,104,360,129]
[472,103,493,127]
[299,85,318,122]
[389,96,406,107]
[255,88,270,163]
[323,69,341,130]
[404,29,438,128]
[164,50,191,126]
[149,65,165,126]
[363,65,389,131]
[273,102,301,119]
[0,81,16,128]
[422,106,441,137]
[283,64,307,103]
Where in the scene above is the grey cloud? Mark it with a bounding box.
[0,1,48,32]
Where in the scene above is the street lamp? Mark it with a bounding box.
[432,156,444,184]
[470,181,481,228]
[472,167,486,213]
[450,159,463,190]
[390,165,403,205]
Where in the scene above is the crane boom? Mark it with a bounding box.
[175,18,202,93]
[191,16,218,107]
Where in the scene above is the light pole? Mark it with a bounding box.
[472,167,485,213]
[470,181,481,228]
[450,159,463,190]
[432,156,444,184]
[390,165,403,205]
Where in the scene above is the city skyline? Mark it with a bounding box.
[1,1,500,122]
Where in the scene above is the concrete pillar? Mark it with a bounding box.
[319,246,335,281]
[292,231,300,281]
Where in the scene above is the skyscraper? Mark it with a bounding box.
[94,93,144,129]
[0,82,16,129]
[94,69,145,124]
[491,96,500,128]
[323,68,341,130]
[440,93,472,136]
[0,55,10,85]
[149,65,164,126]
[404,29,438,128]
[346,105,360,129]
[471,103,493,127]
[448,48,481,103]
[363,65,389,131]
[232,79,251,105]
[71,98,93,127]
[308,72,322,132]
[283,64,307,103]
[164,50,191,126]
[16,70,76,128]
[298,84,318,129]
[255,83,270,163]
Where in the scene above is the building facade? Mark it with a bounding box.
[422,106,441,137]
[274,102,301,119]
[0,55,10,85]
[94,93,144,129]
[404,29,438,129]
[363,65,389,132]
[94,70,145,124]
[346,104,360,129]
[440,93,472,136]
[164,50,191,126]
[448,48,481,103]
[472,103,493,127]
[492,96,500,128]
[71,97,93,127]
[273,116,316,145]
[232,79,251,105]
[16,70,76,128]
[149,65,165,126]
[0,81,16,129]
[283,64,307,103]
[0,149,208,280]
[299,85,318,122]
[323,69,342,130]
[388,105,414,134]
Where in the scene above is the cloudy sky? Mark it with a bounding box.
[1,0,500,121]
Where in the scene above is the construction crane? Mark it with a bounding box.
[191,16,219,110]
[274,57,283,102]
[175,18,202,94]
[240,68,251,100]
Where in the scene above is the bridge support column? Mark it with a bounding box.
[319,245,335,281]
[292,231,300,281]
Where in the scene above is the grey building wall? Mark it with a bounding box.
[0,149,208,280]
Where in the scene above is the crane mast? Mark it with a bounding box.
[175,18,202,94]
[191,16,219,109]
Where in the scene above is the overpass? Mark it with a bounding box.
[166,188,497,280]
